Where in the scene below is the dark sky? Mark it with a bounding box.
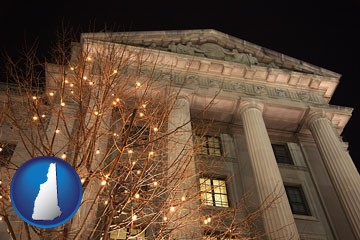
[1,1,359,171]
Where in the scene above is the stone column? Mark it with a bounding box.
[307,112,360,239]
[168,97,201,239]
[240,101,299,239]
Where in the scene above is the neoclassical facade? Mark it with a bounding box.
[1,29,359,239]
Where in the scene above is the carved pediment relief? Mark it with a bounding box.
[82,29,339,78]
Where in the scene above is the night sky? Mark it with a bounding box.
[1,1,359,171]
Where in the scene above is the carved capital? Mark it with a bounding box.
[238,99,264,116]
[305,110,330,128]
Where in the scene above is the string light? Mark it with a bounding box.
[132,214,137,221]
[33,116,38,121]
[207,217,211,223]
[61,102,65,107]
[83,76,87,80]
[163,216,167,221]
[101,180,107,186]
[204,219,208,224]
[81,178,85,184]
[153,181,158,187]
[96,149,100,154]
[94,111,99,116]
[41,114,46,118]
[142,104,146,108]
[49,92,54,96]
[128,149,133,154]
[153,127,158,132]
[70,67,74,71]
[32,96,37,100]
[139,112,144,117]
[0,180,2,184]
[86,57,92,61]
[61,153,66,159]
[0,148,2,152]
[149,151,154,157]
[135,193,140,199]
[116,98,120,102]
[113,69,118,74]
[89,81,94,86]
[136,170,141,175]
[170,206,175,212]
[0,216,2,221]
[71,91,74,94]
[112,101,117,105]
[0,195,2,199]
[181,196,186,201]
[104,200,108,204]
[55,129,60,134]
[136,82,141,87]
[65,79,69,84]
[70,83,74,87]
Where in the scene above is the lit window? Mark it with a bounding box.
[0,143,16,166]
[110,228,145,240]
[196,135,222,156]
[200,177,229,207]
[272,144,293,164]
[285,185,311,216]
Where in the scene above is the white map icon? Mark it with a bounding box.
[32,163,62,220]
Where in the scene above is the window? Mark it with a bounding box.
[109,228,145,240]
[196,135,222,156]
[272,144,293,164]
[0,143,16,166]
[285,186,311,216]
[200,177,229,207]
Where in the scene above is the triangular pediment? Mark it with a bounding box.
[81,29,340,78]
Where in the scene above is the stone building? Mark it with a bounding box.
[1,29,359,239]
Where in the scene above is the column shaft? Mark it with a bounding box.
[168,98,201,239]
[241,105,299,239]
[309,116,360,238]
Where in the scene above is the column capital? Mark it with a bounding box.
[238,99,264,116]
[305,110,330,128]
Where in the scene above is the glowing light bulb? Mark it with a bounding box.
[86,57,92,61]
[0,148,2,152]
[112,101,117,105]
[113,69,118,73]
[61,102,65,107]
[128,149,133,154]
[55,129,60,134]
[101,180,107,186]
[70,67,74,71]
[181,196,186,201]
[0,216,2,221]
[49,92,54,96]
[153,127,158,132]
[207,217,211,223]
[116,98,120,102]
[83,76,87,80]
[170,206,175,212]
[81,178,85,183]
[94,111,99,115]
[70,83,74,87]
[204,219,208,224]
[139,112,144,117]
[32,96,37,100]
[65,79,69,84]
[142,104,146,108]
[132,214,137,221]
[163,216,167,221]
[104,200,108,204]
[136,170,141,175]
[153,181,158,186]
[33,116,38,121]
[71,91,74,94]
[96,149,100,154]
[41,114,46,118]
[89,81,94,85]
[61,153,66,159]
[135,193,140,199]
[149,151,154,157]
[136,82,141,87]
[0,195,2,199]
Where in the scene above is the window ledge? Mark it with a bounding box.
[293,214,318,222]
[197,154,237,163]
[278,163,307,171]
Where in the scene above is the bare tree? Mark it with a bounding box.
[0,26,283,240]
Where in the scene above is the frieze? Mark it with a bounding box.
[115,67,326,104]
